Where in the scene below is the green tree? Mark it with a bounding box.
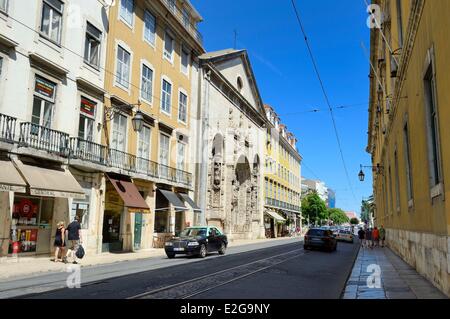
[328,208,349,225]
[301,191,328,225]
[361,195,375,224]
[350,217,359,225]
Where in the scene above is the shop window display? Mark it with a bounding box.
[9,196,54,254]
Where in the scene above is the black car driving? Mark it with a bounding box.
[304,228,337,252]
[164,226,228,258]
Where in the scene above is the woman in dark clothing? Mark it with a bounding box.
[53,221,66,262]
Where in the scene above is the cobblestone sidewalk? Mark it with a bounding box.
[343,245,447,299]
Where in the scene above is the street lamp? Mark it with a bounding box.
[358,164,383,182]
[104,100,144,133]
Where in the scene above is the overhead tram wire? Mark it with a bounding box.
[290,0,358,203]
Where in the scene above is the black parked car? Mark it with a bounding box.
[164,226,228,258]
[304,228,337,252]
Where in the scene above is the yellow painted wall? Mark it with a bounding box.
[103,0,193,170]
[369,0,450,236]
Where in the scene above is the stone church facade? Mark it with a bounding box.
[193,49,267,240]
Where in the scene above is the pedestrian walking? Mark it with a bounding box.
[365,228,373,249]
[52,221,66,263]
[372,227,380,247]
[65,216,82,264]
[357,228,365,248]
[379,225,386,247]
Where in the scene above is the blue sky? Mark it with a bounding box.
[191,0,373,215]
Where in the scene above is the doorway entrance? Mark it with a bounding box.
[134,213,143,250]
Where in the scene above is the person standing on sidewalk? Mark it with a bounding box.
[52,222,66,262]
[379,225,386,247]
[365,228,373,249]
[357,227,365,248]
[372,227,380,247]
[65,216,82,264]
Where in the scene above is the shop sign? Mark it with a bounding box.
[35,76,56,99]
[80,97,96,117]
[31,189,85,199]
[128,207,150,214]
[0,184,26,193]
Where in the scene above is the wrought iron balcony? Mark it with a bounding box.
[265,197,300,213]
[108,148,136,172]
[0,113,17,143]
[160,0,203,45]
[19,122,69,156]
[69,137,108,165]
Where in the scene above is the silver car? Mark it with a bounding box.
[335,230,354,243]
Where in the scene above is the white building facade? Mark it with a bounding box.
[0,0,108,257]
[192,49,267,240]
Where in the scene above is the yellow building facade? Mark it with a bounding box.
[101,0,205,252]
[367,0,450,296]
[263,105,302,238]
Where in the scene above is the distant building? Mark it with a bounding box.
[327,189,336,208]
[345,211,357,220]
[301,178,328,203]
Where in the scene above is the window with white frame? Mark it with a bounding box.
[0,0,8,13]
[159,133,170,178]
[40,0,64,44]
[111,113,127,152]
[164,31,174,62]
[32,75,56,130]
[424,54,442,188]
[178,91,187,123]
[403,121,413,201]
[141,64,153,103]
[143,10,156,46]
[120,0,134,27]
[137,125,151,173]
[177,141,186,171]
[161,79,172,114]
[84,22,102,68]
[78,97,96,142]
[116,45,131,88]
[181,47,189,75]
[168,0,175,12]
[394,148,401,211]
[182,7,189,29]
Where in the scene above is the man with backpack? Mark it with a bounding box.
[65,216,83,264]
[357,227,365,248]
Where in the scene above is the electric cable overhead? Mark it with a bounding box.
[290,0,358,203]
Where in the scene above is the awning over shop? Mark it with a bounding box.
[0,160,27,193]
[15,161,85,199]
[107,175,150,213]
[265,210,286,222]
[157,189,188,212]
[178,193,201,212]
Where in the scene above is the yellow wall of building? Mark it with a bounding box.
[103,1,194,170]
[369,0,450,235]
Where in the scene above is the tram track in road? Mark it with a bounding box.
[129,248,306,299]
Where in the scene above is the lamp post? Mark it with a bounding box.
[104,100,144,133]
[358,164,383,182]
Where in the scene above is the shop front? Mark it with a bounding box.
[153,188,188,247]
[7,160,85,256]
[0,159,28,257]
[264,210,286,238]
[103,174,150,252]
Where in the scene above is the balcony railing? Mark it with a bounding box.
[265,197,300,212]
[19,122,69,156]
[0,113,17,143]
[109,148,136,172]
[161,0,203,45]
[69,137,108,165]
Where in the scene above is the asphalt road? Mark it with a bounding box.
[3,238,359,299]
